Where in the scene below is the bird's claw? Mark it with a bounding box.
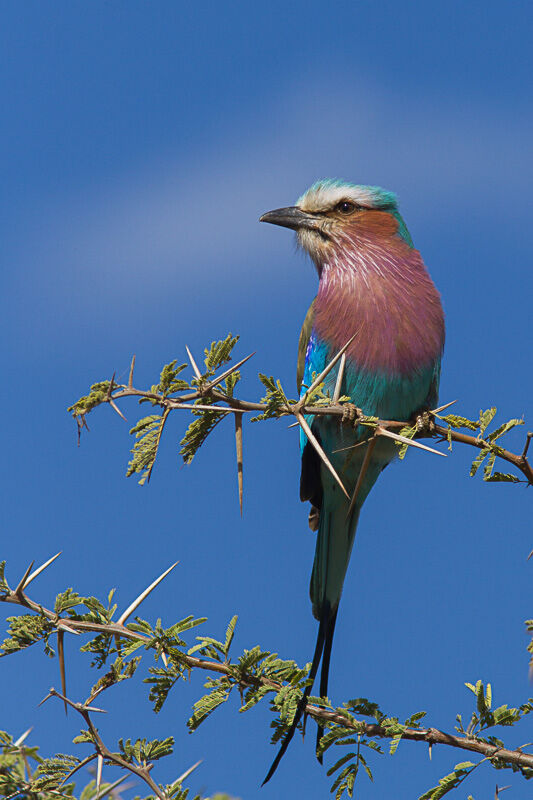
[341,403,359,425]
[414,410,435,435]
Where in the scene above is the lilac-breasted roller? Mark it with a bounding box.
[260,179,445,781]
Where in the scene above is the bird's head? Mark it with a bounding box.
[260,179,412,266]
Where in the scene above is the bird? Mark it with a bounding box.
[259,179,445,782]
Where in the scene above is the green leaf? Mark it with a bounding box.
[188,686,230,730]
[223,615,238,657]
[326,752,356,777]
[487,418,524,442]
[389,734,402,755]
[118,735,174,764]
[418,762,475,800]
[485,471,521,483]
[67,380,112,418]
[204,334,240,375]
[439,414,479,431]
[156,360,189,396]
[180,407,226,464]
[482,452,496,480]
[397,425,416,459]
[127,414,167,484]
[470,448,489,477]
[251,374,292,420]
[479,407,497,434]
[1,613,54,657]
[146,664,183,713]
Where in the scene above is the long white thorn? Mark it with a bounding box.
[57,631,67,715]
[57,622,80,635]
[22,552,62,591]
[96,754,103,798]
[117,563,179,625]
[376,427,446,456]
[109,399,127,422]
[128,354,136,388]
[94,775,129,800]
[346,437,377,519]
[296,413,349,499]
[332,353,346,403]
[185,346,202,379]
[14,727,33,747]
[431,399,458,415]
[176,759,203,784]
[171,403,232,413]
[207,352,255,390]
[14,561,35,596]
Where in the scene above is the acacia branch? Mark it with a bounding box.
[2,586,532,774]
[98,377,532,485]
[43,688,166,800]
[306,705,533,770]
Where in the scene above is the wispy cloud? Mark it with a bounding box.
[11,80,532,311]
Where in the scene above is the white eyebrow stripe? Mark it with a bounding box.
[297,181,398,213]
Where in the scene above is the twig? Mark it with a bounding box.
[47,688,166,800]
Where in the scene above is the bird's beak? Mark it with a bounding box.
[259,206,320,232]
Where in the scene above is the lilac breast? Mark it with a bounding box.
[313,230,445,377]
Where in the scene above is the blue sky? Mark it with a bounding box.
[1,2,532,798]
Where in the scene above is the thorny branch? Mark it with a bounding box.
[70,344,533,486]
[2,579,533,776]
[41,688,166,800]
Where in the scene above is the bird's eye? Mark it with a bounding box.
[336,200,357,215]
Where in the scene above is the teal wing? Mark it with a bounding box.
[296,297,316,393]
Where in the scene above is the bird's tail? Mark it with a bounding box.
[310,500,360,755]
[262,605,328,785]
[262,500,359,784]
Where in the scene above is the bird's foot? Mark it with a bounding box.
[341,403,359,425]
[414,410,435,435]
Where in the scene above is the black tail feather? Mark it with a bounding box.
[316,607,338,761]
[262,607,330,785]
